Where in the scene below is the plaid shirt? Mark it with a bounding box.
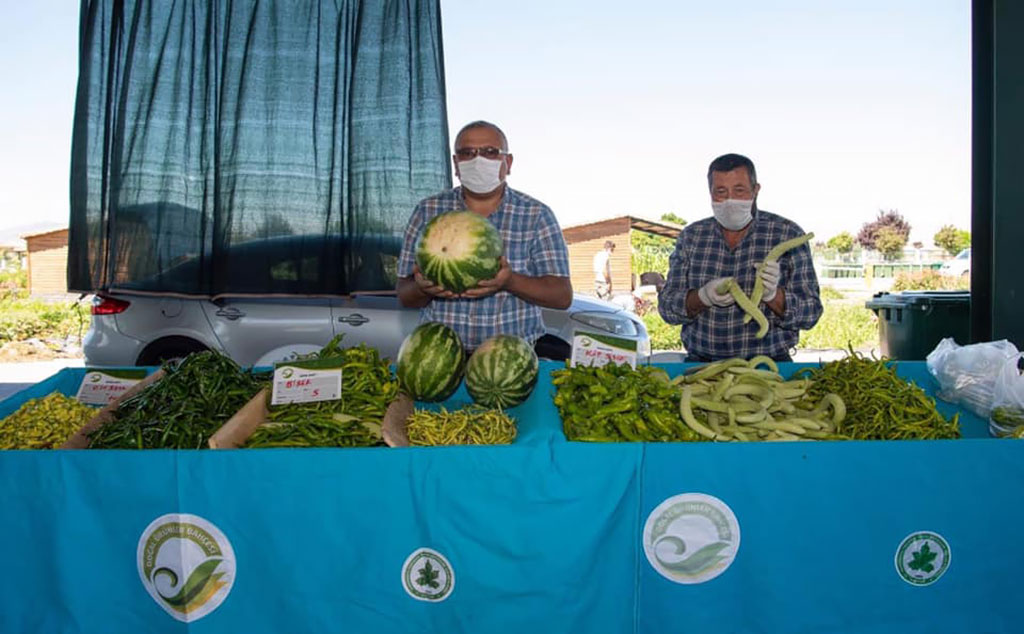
[398,186,570,350]
[658,209,822,359]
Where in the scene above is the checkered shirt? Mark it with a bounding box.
[658,209,823,359]
[398,186,570,350]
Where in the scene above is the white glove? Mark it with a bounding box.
[754,261,781,302]
[697,277,735,308]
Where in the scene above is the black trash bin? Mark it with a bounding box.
[864,291,971,360]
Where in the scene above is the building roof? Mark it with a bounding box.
[562,215,684,244]
[20,226,68,240]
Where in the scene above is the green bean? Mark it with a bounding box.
[406,406,516,446]
[795,346,959,440]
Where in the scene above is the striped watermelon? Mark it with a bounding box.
[465,335,539,409]
[396,322,465,402]
[415,211,503,293]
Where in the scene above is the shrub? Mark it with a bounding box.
[0,298,91,345]
[642,309,684,351]
[892,269,967,291]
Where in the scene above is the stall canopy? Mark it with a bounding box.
[68,0,451,296]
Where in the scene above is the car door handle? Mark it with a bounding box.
[337,313,370,326]
[215,307,245,320]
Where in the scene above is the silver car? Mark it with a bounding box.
[83,235,650,366]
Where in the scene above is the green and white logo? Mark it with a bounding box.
[402,548,454,602]
[137,514,236,622]
[895,531,950,586]
[644,493,741,584]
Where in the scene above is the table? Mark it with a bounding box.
[0,362,1020,633]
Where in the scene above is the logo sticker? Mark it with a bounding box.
[895,531,951,586]
[137,514,236,621]
[402,548,454,602]
[643,493,740,584]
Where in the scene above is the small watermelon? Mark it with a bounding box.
[465,335,539,409]
[415,211,503,293]
[396,322,465,401]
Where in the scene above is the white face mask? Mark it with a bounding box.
[711,198,754,230]
[457,156,504,194]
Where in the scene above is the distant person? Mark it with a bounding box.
[593,240,614,300]
[396,120,572,353]
[658,153,822,362]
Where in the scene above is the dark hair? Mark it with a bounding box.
[455,120,508,152]
[707,153,757,190]
[604,240,615,249]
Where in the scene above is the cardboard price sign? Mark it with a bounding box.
[271,359,343,405]
[76,369,147,405]
[570,332,638,369]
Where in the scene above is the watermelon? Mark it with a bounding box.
[396,322,465,401]
[465,335,539,409]
[415,211,503,293]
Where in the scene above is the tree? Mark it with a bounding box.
[875,226,907,260]
[933,225,971,256]
[857,209,911,251]
[660,212,686,225]
[826,231,854,253]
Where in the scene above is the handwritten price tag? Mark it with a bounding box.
[271,361,343,405]
[570,332,638,369]
[76,369,145,405]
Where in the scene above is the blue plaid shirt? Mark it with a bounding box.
[398,186,571,350]
[658,209,822,359]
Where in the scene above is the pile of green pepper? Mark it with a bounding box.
[553,363,701,442]
[1,393,98,449]
[245,337,398,448]
[88,351,266,449]
[794,348,960,440]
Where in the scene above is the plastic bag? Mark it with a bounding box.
[925,338,1020,418]
[990,353,1024,437]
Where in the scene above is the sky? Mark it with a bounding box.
[0,1,971,246]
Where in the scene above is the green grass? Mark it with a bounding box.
[798,301,877,350]
[642,294,877,352]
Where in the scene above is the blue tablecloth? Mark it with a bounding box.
[0,362,1019,633]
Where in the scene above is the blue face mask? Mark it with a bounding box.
[711,198,754,230]
[457,156,504,194]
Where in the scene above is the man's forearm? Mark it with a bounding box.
[765,288,786,316]
[506,274,572,309]
[685,289,706,317]
[397,277,431,308]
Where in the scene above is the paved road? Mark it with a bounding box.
[0,358,84,402]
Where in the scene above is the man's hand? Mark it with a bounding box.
[753,261,781,302]
[413,266,457,299]
[461,256,512,299]
[697,277,735,308]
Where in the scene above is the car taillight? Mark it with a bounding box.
[92,295,131,315]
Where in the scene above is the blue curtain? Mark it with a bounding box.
[68,0,450,296]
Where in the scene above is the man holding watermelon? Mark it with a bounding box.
[658,153,823,362]
[397,121,573,353]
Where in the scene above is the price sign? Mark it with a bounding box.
[76,369,146,405]
[570,331,638,369]
[271,359,343,405]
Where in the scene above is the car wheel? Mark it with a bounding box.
[534,335,571,361]
[136,337,209,366]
